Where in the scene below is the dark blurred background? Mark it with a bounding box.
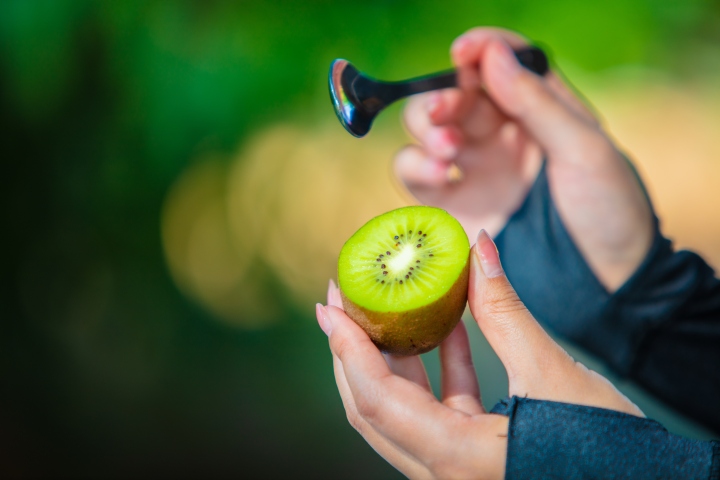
[2,1,720,478]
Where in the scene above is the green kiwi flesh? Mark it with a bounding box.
[338,206,470,356]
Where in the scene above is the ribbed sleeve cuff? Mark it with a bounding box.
[491,397,717,479]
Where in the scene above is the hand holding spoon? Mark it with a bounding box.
[329,46,548,137]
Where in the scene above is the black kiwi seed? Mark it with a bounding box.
[399,280,403,284]
[429,254,433,256]
[381,264,386,268]
[383,271,388,275]
[423,233,427,237]
[417,244,421,248]
[418,231,422,235]
[410,267,414,270]
[386,251,391,255]
[416,260,420,263]
[405,275,409,279]
[394,235,399,240]
[381,280,385,284]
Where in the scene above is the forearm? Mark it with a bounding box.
[495,164,720,433]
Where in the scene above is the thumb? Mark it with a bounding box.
[468,230,571,384]
[481,39,601,157]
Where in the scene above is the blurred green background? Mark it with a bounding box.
[2,1,720,478]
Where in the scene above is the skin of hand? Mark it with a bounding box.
[316,230,643,480]
[394,27,654,292]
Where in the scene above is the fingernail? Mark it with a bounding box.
[316,303,333,336]
[474,230,504,278]
[427,92,441,117]
[492,40,521,79]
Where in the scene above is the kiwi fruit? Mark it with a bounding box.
[337,206,470,356]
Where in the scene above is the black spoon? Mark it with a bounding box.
[329,46,548,138]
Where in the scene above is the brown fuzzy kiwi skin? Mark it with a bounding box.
[339,258,469,356]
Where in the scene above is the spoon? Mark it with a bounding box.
[329,45,548,137]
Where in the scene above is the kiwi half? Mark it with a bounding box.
[338,206,470,356]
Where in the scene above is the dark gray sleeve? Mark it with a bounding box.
[490,397,719,480]
[494,164,720,433]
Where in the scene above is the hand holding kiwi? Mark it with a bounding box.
[316,227,643,479]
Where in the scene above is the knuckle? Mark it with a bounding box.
[483,286,527,317]
[514,73,554,113]
[442,394,477,413]
[393,145,418,166]
[403,96,428,132]
[457,27,486,45]
[354,390,379,423]
[465,26,486,37]
[461,26,515,45]
[330,333,355,363]
[345,407,364,434]
[392,147,407,176]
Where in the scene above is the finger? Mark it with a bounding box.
[393,144,455,189]
[331,278,433,393]
[545,72,598,126]
[465,233,644,419]
[321,304,461,461]
[421,62,510,143]
[328,279,343,308]
[439,321,485,415]
[424,124,463,161]
[451,28,604,156]
[384,354,432,393]
[481,39,604,158]
[456,91,509,142]
[426,88,471,126]
[332,354,432,478]
[403,94,463,160]
[402,93,434,142]
[467,230,573,385]
[451,27,530,68]
[323,303,436,476]
[428,86,509,143]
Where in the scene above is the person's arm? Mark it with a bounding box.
[394,26,719,430]
[317,229,719,479]
[495,163,720,433]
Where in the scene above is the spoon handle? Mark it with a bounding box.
[396,71,457,96]
[383,45,549,102]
